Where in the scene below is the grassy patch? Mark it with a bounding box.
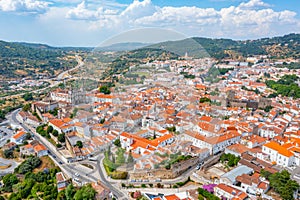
[82,163,94,169]
[33,156,56,173]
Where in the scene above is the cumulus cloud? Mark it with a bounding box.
[0,0,49,13]
[120,0,157,19]
[66,1,119,21]
[135,6,220,26]
[33,0,300,45]
[238,0,270,10]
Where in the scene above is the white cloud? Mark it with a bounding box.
[66,1,101,20]
[128,0,299,39]
[135,6,220,26]
[66,1,119,21]
[0,0,49,13]
[15,0,299,46]
[238,0,270,10]
[120,0,157,19]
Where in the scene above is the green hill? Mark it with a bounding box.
[0,40,89,80]
[147,33,300,59]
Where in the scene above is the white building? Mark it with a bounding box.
[262,141,295,167]
[184,130,241,155]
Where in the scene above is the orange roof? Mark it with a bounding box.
[226,143,249,154]
[56,172,66,182]
[42,113,54,118]
[74,122,83,126]
[206,131,240,145]
[248,135,266,144]
[257,181,269,190]
[216,183,247,200]
[164,194,180,200]
[12,131,26,140]
[25,143,33,149]
[199,115,212,122]
[121,132,174,149]
[62,118,72,123]
[34,144,47,152]
[96,94,114,99]
[49,119,65,128]
[195,84,206,90]
[264,141,294,157]
[198,122,215,132]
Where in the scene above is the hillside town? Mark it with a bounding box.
[0,53,298,200]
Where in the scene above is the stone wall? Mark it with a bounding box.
[130,157,199,179]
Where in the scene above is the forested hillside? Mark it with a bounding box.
[0,40,87,80]
[148,33,300,59]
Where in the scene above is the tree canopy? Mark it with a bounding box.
[269,170,299,200]
[99,85,111,94]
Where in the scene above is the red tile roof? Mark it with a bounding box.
[12,131,26,140]
[264,141,294,158]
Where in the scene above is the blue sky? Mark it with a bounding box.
[0,0,299,46]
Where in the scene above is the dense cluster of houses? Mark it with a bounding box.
[18,56,300,199]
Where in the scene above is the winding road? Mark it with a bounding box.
[9,109,127,199]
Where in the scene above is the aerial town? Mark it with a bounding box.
[1,48,300,200]
[0,0,300,198]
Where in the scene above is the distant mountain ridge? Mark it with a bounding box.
[95,42,151,52]
[146,33,300,59]
[0,33,299,80]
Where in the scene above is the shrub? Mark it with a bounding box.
[110,171,128,179]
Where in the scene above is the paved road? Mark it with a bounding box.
[0,55,83,100]
[0,126,14,147]
[57,55,84,79]
[10,109,127,199]
[0,157,20,175]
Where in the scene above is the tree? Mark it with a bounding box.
[49,108,58,116]
[25,132,31,140]
[70,108,78,118]
[73,184,96,200]
[153,131,156,139]
[113,138,121,147]
[100,118,105,124]
[15,156,41,174]
[260,169,272,180]
[57,190,66,200]
[220,153,240,167]
[200,97,211,103]
[269,170,299,200]
[2,173,18,192]
[166,126,176,133]
[58,134,65,143]
[22,103,31,112]
[99,85,111,94]
[4,149,14,159]
[127,150,134,163]
[47,126,53,134]
[52,130,59,137]
[23,93,33,101]
[65,184,76,200]
[76,141,83,148]
[116,148,126,166]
